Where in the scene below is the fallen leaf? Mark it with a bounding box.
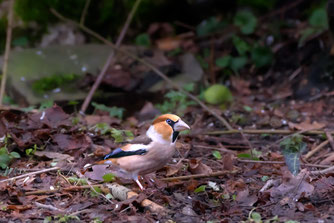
[34,151,74,161]
[29,105,71,129]
[269,169,314,202]
[156,36,181,51]
[85,115,121,126]
[165,160,183,177]
[288,120,326,131]
[236,189,258,206]
[188,159,213,175]
[52,133,91,151]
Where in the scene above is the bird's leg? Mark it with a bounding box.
[133,174,144,191]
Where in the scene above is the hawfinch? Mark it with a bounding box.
[96,114,190,190]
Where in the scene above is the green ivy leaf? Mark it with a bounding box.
[230,56,248,72]
[309,8,328,29]
[135,33,150,47]
[105,193,113,199]
[91,102,124,119]
[234,10,257,35]
[39,100,54,110]
[243,105,252,112]
[281,135,306,175]
[232,36,250,55]
[261,176,269,182]
[251,45,273,68]
[212,151,222,160]
[183,83,195,92]
[196,17,227,36]
[194,185,206,193]
[251,211,262,223]
[102,173,115,182]
[111,128,124,143]
[216,55,232,68]
[9,152,21,159]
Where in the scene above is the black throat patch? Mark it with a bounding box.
[172,131,179,143]
[167,119,179,143]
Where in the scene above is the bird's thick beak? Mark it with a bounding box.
[174,119,190,131]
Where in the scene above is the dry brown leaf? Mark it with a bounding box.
[288,120,326,131]
[156,37,181,51]
[236,189,258,206]
[165,160,183,177]
[269,169,314,202]
[188,159,213,175]
[34,151,74,161]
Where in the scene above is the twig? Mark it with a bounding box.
[205,129,334,135]
[237,159,331,168]
[50,8,233,130]
[161,170,238,181]
[35,202,65,212]
[80,0,142,113]
[310,165,334,176]
[304,140,329,160]
[239,128,255,151]
[80,0,91,26]
[326,131,334,150]
[25,184,104,195]
[0,167,60,184]
[0,0,14,105]
[193,145,237,154]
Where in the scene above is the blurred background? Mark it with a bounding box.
[0,0,332,119]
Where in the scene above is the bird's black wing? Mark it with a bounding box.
[103,148,147,159]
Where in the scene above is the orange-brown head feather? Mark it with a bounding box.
[152,114,181,141]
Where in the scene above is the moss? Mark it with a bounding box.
[32,73,80,94]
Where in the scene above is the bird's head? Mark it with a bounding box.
[147,114,190,143]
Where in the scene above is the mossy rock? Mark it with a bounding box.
[6,44,113,105]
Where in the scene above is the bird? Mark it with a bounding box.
[94,114,190,190]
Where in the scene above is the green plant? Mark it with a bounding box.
[25,144,37,156]
[0,138,20,169]
[241,208,278,223]
[67,177,88,185]
[32,73,79,95]
[102,173,115,182]
[196,17,227,36]
[280,134,307,175]
[91,123,134,143]
[91,102,124,119]
[212,151,222,160]
[54,214,80,223]
[237,149,262,161]
[194,185,206,193]
[250,45,273,68]
[234,10,257,35]
[299,7,328,46]
[135,33,151,47]
[156,83,197,114]
[39,100,54,110]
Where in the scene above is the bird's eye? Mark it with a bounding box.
[166,119,172,124]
